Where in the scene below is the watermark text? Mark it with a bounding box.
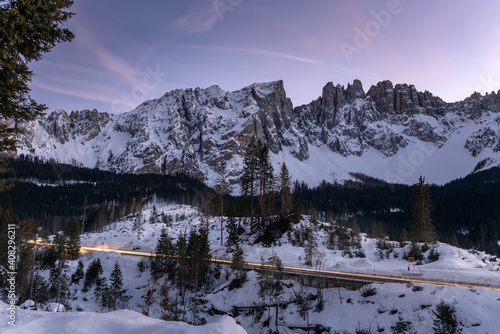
[6,223,17,326]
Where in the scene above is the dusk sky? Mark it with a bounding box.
[30,0,500,114]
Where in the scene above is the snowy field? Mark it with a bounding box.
[0,303,246,334]
[2,203,500,333]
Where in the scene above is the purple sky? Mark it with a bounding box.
[29,0,500,114]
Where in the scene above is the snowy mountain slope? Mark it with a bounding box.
[15,80,500,190]
[6,203,500,334]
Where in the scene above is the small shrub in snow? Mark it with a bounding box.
[375,238,394,260]
[360,285,377,297]
[391,316,416,334]
[355,249,366,258]
[427,247,440,262]
[137,258,148,273]
[355,325,374,334]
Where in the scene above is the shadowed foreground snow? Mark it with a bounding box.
[0,303,247,334]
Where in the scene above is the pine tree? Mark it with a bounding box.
[291,199,303,224]
[229,245,247,289]
[279,162,292,217]
[372,221,386,239]
[158,281,176,320]
[134,196,143,240]
[225,212,240,249]
[0,0,74,185]
[83,258,103,292]
[53,231,66,257]
[31,274,50,309]
[409,176,437,244]
[108,261,130,311]
[175,232,188,294]
[71,260,84,284]
[432,301,462,334]
[0,159,13,192]
[303,224,317,266]
[257,141,275,228]
[340,202,349,227]
[350,214,364,257]
[152,228,176,277]
[149,205,159,224]
[215,160,227,246]
[81,195,87,234]
[15,242,35,303]
[97,201,108,232]
[65,217,80,260]
[241,136,260,231]
[94,277,110,311]
[49,254,70,311]
[196,227,212,289]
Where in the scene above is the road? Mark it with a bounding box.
[80,246,500,291]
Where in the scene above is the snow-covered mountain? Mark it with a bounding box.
[16,80,500,189]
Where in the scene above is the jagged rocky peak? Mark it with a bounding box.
[44,110,70,144]
[366,80,448,115]
[458,89,500,120]
[347,79,365,102]
[69,109,111,142]
[293,79,367,131]
[43,109,111,145]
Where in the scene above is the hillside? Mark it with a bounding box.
[2,158,499,255]
[3,203,499,334]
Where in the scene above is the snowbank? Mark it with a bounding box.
[0,302,247,334]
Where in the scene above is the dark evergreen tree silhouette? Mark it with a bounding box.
[409,176,437,243]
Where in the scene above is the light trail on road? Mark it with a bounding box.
[80,245,500,291]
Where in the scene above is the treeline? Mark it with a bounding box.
[294,168,500,255]
[0,156,210,235]
[2,155,500,255]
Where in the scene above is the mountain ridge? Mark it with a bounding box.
[16,79,500,191]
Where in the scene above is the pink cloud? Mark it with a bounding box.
[170,3,219,34]
[176,45,368,77]
[72,22,146,87]
[31,80,119,105]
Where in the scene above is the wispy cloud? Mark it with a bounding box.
[38,60,108,77]
[31,80,119,105]
[177,45,367,77]
[72,22,145,87]
[170,3,219,34]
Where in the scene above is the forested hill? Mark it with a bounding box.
[292,168,500,255]
[0,156,208,233]
[1,156,499,255]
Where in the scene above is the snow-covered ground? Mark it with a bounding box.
[83,204,500,289]
[3,203,500,333]
[0,302,246,334]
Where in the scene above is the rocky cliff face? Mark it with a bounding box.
[15,79,500,190]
